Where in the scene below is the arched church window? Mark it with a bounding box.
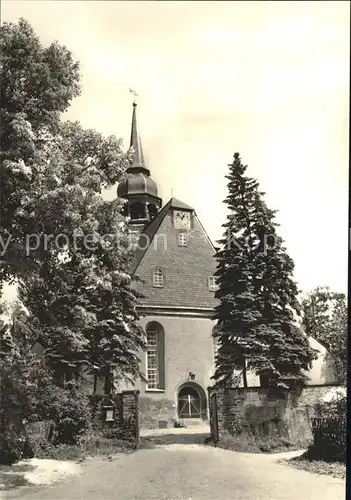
[145,322,165,390]
[153,268,164,288]
[130,202,146,220]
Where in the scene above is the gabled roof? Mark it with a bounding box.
[130,197,195,275]
[169,197,194,211]
[130,197,218,309]
[130,199,171,275]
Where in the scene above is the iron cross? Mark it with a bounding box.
[129,88,138,103]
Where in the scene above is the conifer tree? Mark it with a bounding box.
[213,153,317,388]
[213,153,262,386]
[249,194,317,386]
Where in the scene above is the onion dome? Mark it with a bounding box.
[117,98,162,226]
[117,172,158,198]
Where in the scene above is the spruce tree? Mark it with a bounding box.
[213,153,317,388]
[213,153,263,386]
[250,194,317,387]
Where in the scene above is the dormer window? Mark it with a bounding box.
[208,276,219,292]
[178,233,187,247]
[153,268,164,288]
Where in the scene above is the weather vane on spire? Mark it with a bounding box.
[129,88,138,104]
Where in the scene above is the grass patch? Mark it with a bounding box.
[33,431,138,462]
[139,437,157,449]
[207,432,308,454]
[285,451,346,479]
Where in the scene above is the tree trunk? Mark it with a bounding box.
[104,369,112,395]
[242,358,248,388]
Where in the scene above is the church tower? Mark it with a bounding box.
[117,102,162,231]
[118,99,221,427]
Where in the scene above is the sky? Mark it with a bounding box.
[2,0,349,297]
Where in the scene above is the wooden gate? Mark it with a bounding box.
[178,387,201,418]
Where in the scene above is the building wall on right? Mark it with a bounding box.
[304,336,337,385]
[235,335,337,387]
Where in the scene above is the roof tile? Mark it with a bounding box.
[131,199,218,309]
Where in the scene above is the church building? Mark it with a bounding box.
[117,101,219,425]
[114,101,336,428]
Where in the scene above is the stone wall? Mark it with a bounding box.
[208,384,341,445]
[139,396,176,430]
[122,391,140,447]
[89,390,140,447]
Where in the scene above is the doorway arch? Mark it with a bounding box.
[177,382,207,419]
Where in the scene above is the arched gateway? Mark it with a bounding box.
[177,382,207,419]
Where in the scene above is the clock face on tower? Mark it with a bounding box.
[173,210,191,229]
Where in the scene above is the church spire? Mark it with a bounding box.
[117,93,162,226]
[128,92,150,175]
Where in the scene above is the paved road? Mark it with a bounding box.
[3,429,345,500]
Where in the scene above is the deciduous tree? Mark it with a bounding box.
[301,287,347,383]
[0,19,144,389]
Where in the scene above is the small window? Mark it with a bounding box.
[153,268,164,288]
[178,233,187,247]
[208,276,219,292]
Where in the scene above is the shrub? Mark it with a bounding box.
[80,431,135,454]
[32,430,136,461]
[36,383,92,445]
[0,303,91,461]
[210,430,306,454]
[1,375,92,463]
[0,353,51,465]
[30,442,84,461]
[310,392,346,462]
[0,417,33,465]
[101,426,124,440]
